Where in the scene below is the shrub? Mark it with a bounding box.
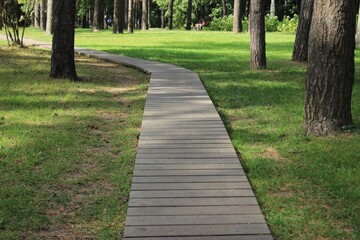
[208,15,234,31]
[277,15,298,33]
[265,14,279,32]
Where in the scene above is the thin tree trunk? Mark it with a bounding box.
[40,0,46,31]
[161,8,165,28]
[292,0,314,62]
[186,0,192,30]
[113,0,124,33]
[304,0,356,136]
[270,0,275,17]
[168,0,174,30]
[128,0,134,33]
[249,0,266,69]
[93,0,100,31]
[34,2,40,28]
[46,0,53,35]
[148,0,151,27]
[222,0,227,17]
[50,0,78,80]
[356,5,360,46]
[141,0,148,30]
[233,0,242,33]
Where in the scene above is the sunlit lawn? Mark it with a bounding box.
[2,28,360,239]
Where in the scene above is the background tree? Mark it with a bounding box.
[185,0,192,30]
[168,0,173,29]
[33,0,40,27]
[270,0,275,17]
[93,0,101,31]
[356,5,360,47]
[50,0,78,80]
[232,0,242,33]
[304,0,356,136]
[128,0,134,32]
[249,0,266,69]
[292,0,313,62]
[113,0,124,33]
[142,0,149,29]
[40,0,46,30]
[45,0,53,34]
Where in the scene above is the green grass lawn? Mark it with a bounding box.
[0,46,149,239]
[2,28,360,239]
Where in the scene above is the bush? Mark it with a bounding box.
[277,15,298,33]
[265,15,279,32]
[208,15,233,31]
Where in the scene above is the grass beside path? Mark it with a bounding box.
[0,46,149,239]
[2,28,360,239]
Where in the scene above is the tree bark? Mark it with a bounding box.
[270,0,275,17]
[356,5,360,47]
[233,0,242,33]
[186,0,192,30]
[40,0,46,31]
[93,0,100,31]
[34,2,40,28]
[292,0,314,62]
[50,0,78,80]
[168,0,174,30]
[249,0,266,69]
[113,0,124,33]
[222,0,227,17]
[128,0,134,33]
[304,0,356,136]
[46,0,53,35]
[141,0,148,30]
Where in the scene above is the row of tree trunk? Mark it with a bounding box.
[34,0,53,34]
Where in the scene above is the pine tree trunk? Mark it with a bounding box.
[270,0,275,17]
[168,0,174,30]
[304,0,356,136]
[141,0,148,30]
[128,0,134,33]
[40,0,46,31]
[249,0,266,69]
[34,2,40,28]
[93,0,100,31]
[222,0,226,17]
[233,0,242,33]
[161,8,165,28]
[356,5,360,47]
[186,0,192,30]
[292,0,314,62]
[113,0,124,33]
[46,0,53,35]
[50,0,78,80]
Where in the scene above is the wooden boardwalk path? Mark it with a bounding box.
[0,35,273,239]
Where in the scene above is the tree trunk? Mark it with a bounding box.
[168,0,174,30]
[141,0,148,30]
[34,2,40,28]
[356,5,360,47]
[233,0,242,33]
[128,0,134,33]
[46,0,53,35]
[222,0,227,17]
[93,0,100,31]
[113,0,124,33]
[249,0,266,69]
[40,0,46,31]
[186,0,192,30]
[304,0,356,136]
[292,0,314,62]
[161,8,165,28]
[270,0,275,17]
[50,0,78,80]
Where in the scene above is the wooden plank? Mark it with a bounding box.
[137,144,233,149]
[138,139,232,144]
[134,164,242,170]
[135,153,237,159]
[130,189,254,198]
[128,197,258,207]
[131,176,248,183]
[136,149,236,154]
[131,182,251,190]
[127,205,262,216]
[135,158,239,164]
[124,236,273,240]
[125,214,266,226]
[124,224,271,237]
[133,169,246,176]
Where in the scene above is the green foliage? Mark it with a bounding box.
[208,15,233,31]
[265,15,279,32]
[277,15,298,33]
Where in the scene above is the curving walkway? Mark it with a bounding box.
[1,36,272,239]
